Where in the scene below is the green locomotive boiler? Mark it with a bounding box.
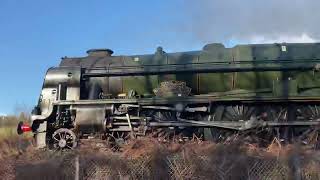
[18,43,320,149]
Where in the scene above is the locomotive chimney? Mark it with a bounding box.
[86,49,114,57]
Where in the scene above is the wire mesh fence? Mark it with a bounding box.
[12,150,320,180]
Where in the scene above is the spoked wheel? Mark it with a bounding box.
[262,106,288,132]
[146,110,182,141]
[298,128,320,149]
[152,110,177,121]
[52,128,77,150]
[296,105,320,148]
[257,106,292,144]
[297,105,320,121]
[204,105,257,143]
[107,131,131,151]
[218,105,257,122]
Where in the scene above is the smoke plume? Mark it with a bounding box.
[182,0,320,44]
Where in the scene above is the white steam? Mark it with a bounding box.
[182,0,320,44]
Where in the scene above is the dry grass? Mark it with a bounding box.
[0,127,17,140]
[0,112,32,142]
[0,138,318,180]
[11,139,320,180]
[0,126,32,141]
[0,114,33,162]
[0,117,319,179]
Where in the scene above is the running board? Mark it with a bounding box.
[111,120,320,131]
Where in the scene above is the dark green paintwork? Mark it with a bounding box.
[109,43,320,99]
[59,43,320,99]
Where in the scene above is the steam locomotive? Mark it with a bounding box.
[18,43,320,149]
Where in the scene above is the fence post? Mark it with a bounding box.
[75,155,79,180]
[291,153,301,180]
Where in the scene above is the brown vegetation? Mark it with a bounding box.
[0,115,319,179]
[1,137,318,180]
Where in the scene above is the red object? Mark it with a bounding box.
[17,122,32,135]
[21,124,32,132]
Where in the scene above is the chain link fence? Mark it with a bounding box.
[12,150,320,180]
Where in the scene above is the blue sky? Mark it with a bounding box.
[0,0,318,114]
[0,0,200,114]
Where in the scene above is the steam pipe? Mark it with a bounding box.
[83,62,319,77]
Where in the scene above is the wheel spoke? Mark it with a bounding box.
[246,107,255,119]
[298,105,320,121]
[229,106,238,119]
[222,105,256,121]
[224,110,235,121]
[53,136,59,142]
